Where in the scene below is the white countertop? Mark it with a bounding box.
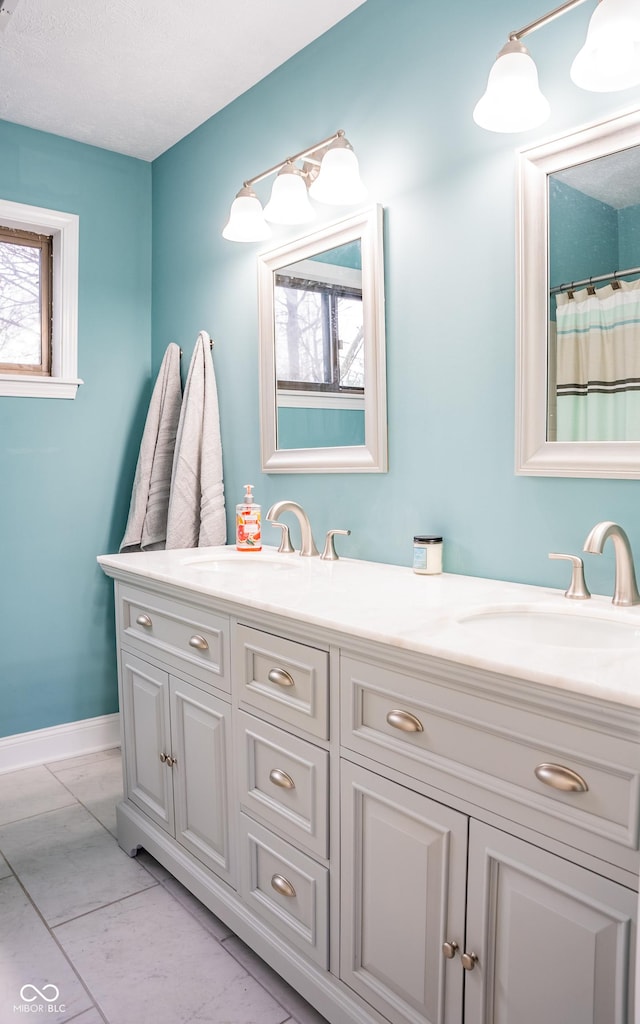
[97,546,640,708]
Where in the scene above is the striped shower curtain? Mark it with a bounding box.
[555,279,640,441]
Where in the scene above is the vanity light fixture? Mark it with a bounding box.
[222,130,367,242]
[474,0,640,133]
[263,163,315,225]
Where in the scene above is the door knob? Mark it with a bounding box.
[461,951,478,971]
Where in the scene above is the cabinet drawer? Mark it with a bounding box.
[236,710,329,859]
[235,624,329,739]
[238,813,329,968]
[341,656,640,855]
[119,584,229,691]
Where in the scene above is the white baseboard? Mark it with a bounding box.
[0,713,121,774]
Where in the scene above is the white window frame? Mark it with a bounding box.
[0,198,81,399]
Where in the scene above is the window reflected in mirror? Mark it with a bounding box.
[258,205,387,474]
[274,241,365,450]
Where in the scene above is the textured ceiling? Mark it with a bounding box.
[0,0,366,161]
[553,145,640,209]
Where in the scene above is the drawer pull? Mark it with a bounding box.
[271,873,296,898]
[442,940,459,960]
[136,613,152,628]
[386,709,424,733]
[159,752,167,763]
[534,762,588,793]
[188,634,209,651]
[268,667,295,689]
[269,768,296,790]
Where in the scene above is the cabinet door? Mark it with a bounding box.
[465,820,636,1024]
[340,760,467,1024]
[170,677,234,887]
[120,650,174,832]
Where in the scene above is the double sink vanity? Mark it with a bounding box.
[98,538,640,1024]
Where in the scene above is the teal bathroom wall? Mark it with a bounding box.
[5,0,640,740]
[549,180,619,290]
[550,180,640,290]
[620,205,640,268]
[277,407,365,450]
[0,121,152,739]
[152,0,640,597]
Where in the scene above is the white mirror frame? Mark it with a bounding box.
[515,108,640,478]
[258,205,387,473]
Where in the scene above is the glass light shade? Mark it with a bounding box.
[263,165,316,224]
[308,140,368,205]
[473,40,550,133]
[222,187,271,242]
[570,0,640,92]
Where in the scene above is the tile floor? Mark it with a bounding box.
[0,748,330,1024]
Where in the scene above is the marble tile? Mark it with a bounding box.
[222,936,329,1024]
[135,850,231,939]
[53,755,123,836]
[47,746,121,774]
[0,875,93,1022]
[65,1011,104,1024]
[155,871,233,942]
[0,803,155,926]
[0,850,12,879]
[0,765,76,826]
[55,885,290,1024]
[135,848,176,883]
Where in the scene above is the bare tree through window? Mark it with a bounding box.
[0,227,52,375]
[275,274,364,394]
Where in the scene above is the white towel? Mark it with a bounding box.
[166,331,226,549]
[119,342,182,552]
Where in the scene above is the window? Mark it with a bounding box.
[0,227,53,376]
[275,273,364,395]
[0,199,80,399]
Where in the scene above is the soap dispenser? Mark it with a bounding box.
[236,484,262,551]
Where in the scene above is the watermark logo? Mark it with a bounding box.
[13,984,66,1014]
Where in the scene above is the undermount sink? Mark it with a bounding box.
[458,606,640,649]
[182,550,302,572]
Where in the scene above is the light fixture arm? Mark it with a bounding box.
[243,130,346,189]
[508,0,589,43]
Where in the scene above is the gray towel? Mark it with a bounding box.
[166,331,226,549]
[119,342,182,552]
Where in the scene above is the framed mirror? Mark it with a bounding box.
[258,205,387,473]
[516,108,640,478]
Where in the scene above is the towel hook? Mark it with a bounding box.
[179,337,215,358]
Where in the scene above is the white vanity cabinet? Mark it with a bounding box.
[464,820,635,1024]
[116,585,235,887]
[233,623,331,970]
[340,652,637,1024]
[98,553,640,1024]
[340,759,468,1024]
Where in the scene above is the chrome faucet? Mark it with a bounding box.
[582,521,640,606]
[266,500,319,557]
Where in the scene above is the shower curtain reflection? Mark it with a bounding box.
[555,280,640,441]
